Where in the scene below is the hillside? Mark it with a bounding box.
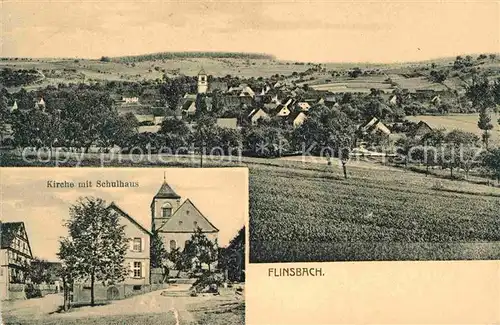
[2,53,499,94]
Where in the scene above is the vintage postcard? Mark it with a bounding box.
[0,168,247,324]
[1,0,500,324]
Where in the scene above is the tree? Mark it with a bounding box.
[429,69,449,83]
[150,230,169,283]
[183,227,218,272]
[218,127,242,155]
[158,118,192,152]
[219,227,245,282]
[150,230,167,268]
[25,258,52,284]
[193,116,220,165]
[465,75,495,148]
[460,146,482,179]
[167,247,185,278]
[295,106,356,157]
[477,108,493,148]
[442,130,480,178]
[58,197,129,306]
[0,95,10,143]
[482,148,500,183]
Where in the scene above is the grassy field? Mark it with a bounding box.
[406,113,500,146]
[0,57,312,91]
[249,161,500,262]
[2,151,499,262]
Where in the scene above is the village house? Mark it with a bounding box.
[411,121,433,138]
[108,203,152,286]
[296,102,311,112]
[228,84,255,98]
[73,201,153,302]
[180,93,198,116]
[275,104,291,117]
[216,118,238,130]
[122,97,139,104]
[388,95,398,106]
[34,98,45,110]
[10,100,18,112]
[359,117,392,136]
[289,111,307,128]
[248,108,270,125]
[0,222,34,300]
[208,81,229,93]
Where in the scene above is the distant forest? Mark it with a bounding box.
[109,51,276,62]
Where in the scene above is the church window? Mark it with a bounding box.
[133,262,142,278]
[170,240,177,250]
[162,202,172,218]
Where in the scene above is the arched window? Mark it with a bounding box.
[162,202,172,218]
[170,240,177,250]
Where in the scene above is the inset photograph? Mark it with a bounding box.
[1,168,247,325]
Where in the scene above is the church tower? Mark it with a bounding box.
[150,174,181,232]
[197,68,208,94]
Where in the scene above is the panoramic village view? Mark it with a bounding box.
[0,169,245,325]
[1,51,500,265]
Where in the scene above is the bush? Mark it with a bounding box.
[191,272,224,292]
[25,284,42,299]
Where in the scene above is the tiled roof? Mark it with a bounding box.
[0,222,23,249]
[154,181,181,199]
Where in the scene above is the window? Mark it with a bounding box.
[133,238,142,252]
[170,240,177,250]
[193,221,198,228]
[178,220,183,225]
[133,262,142,278]
[133,285,142,291]
[162,202,172,218]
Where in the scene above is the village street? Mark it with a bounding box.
[2,284,244,325]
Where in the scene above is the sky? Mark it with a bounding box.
[1,0,499,63]
[0,167,248,261]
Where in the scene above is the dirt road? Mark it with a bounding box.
[2,285,195,325]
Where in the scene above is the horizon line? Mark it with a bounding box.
[2,51,499,66]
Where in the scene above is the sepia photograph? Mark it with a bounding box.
[1,0,500,323]
[0,168,247,325]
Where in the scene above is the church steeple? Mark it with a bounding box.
[197,67,208,94]
[151,173,181,232]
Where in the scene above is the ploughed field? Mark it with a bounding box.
[249,162,500,262]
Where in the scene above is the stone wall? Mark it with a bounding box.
[8,283,26,300]
[72,283,169,303]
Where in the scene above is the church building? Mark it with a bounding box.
[150,176,219,253]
